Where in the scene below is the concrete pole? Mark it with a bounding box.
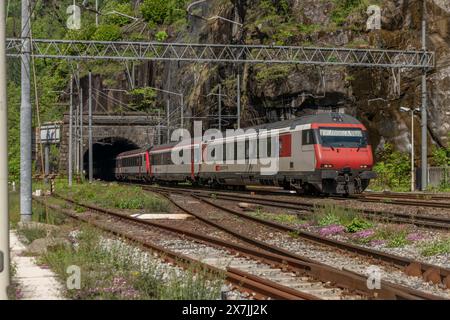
[68,76,73,187]
[218,84,222,131]
[79,89,83,176]
[421,0,428,191]
[237,74,241,129]
[20,0,32,222]
[411,111,415,192]
[88,72,93,183]
[0,0,10,300]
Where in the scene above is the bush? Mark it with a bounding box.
[141,0,171,25]
[155,30,168,42]
[103,3,135,26]
[92,24,122,41]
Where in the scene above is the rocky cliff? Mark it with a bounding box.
[84,0,450,156]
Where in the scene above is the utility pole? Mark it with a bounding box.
[88,71,93,183]
[411,110,415,192]
[68,76,73,187]
[95,0,99,26]
[237,74,241,129]
[0,0,10,300]
[75,92,79,175]
[421,0,428,191]
[218,84,222,131]
[166,100,170,142]
[44,143,49,179]
[157,109,161,145]
[180,95,184,130]
[79,89,83,176]
[20,0,31,222]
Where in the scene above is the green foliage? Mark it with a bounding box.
[103,3,135,26]
[58,181,170,212]
[42,226,224,300]
[92,24,123,41]
[141,0,171,25]
[17,225,47,244]
[431,145,450,167]
[345,217,373,233]
[374,225,410,248]
[331,0,367,26]
[254,65,292,86]
[128,87,157,111]
[314,204,360,226]
[420,238,450,256]
[155,30,169,42]
[372,143,411,191]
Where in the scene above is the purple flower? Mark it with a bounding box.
[370,239,386,247]
[353,229,375,239]
[319,225,345,237]
[407,233,424,242]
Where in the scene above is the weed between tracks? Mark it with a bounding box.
[41,226,224,300]
[56,181,170,213]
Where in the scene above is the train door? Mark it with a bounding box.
[300,129,316,171]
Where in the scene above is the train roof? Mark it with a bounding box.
[116,149,148,158]
[118,113,363,156]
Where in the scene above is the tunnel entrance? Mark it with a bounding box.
[83,137,139,181]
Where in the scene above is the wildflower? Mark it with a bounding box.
[369,239,386,247]
[353,229,375,239]
[406,233,424,242]
[318,225,345,237]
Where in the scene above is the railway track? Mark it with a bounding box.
[140,185,450,291]
[35,195,445,300]
[144,185,450,230]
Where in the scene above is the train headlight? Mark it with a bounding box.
[321,164,334,168]
[360,165,368,169]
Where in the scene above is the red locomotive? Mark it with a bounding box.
[115,113,376,195]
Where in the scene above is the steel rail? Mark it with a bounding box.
[147,185,450,230]
[45,195,440,299]
[142,185,450,289]
[33,196,313,300]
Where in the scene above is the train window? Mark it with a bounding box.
[234,141,238,161]
[302,130,315,145]
[245,139,249,160]
[267,138,272,157]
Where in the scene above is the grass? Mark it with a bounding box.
[57,181,170,213]
[251,209,308,225]
[420,238,450,257]
[313,204,373,233]
[41,226,224,300]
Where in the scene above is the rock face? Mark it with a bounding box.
[83,0,450,157]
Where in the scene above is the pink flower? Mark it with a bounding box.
[406,233,424,241]
[319,225,345,237]
[353,229,375,239]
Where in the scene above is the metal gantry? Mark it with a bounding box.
[6,38,435,68]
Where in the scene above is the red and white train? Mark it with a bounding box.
[115,113,376,195]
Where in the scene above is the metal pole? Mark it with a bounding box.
[411,111,415,192]
[180,95,184,129]
[20,0,31,222]
[421,0,428,191]
[0,0,10,300]
[237,74,241,129]
[44,143,49,179]
[75,93,79,175]
[157,109,161,145]
[79,88,83,177]
[166,99,170,142]
[68,75,73,187]
[88,72,93,183]
[218,84,222,131]
[95,0,99,26]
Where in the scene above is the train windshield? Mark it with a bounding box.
[319,127,367,148]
